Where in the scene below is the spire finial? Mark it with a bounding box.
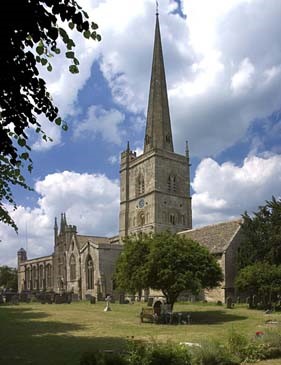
[126,141,130,152]
[156,1,159,16]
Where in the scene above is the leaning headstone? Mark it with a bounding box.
[90,296,96,304]
[147,297,153,307]
[0,295,4,304]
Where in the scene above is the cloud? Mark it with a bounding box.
[73,105,125,144]
[192,154,281,226]
[0,172,119,267]
[30,0,281,159]
[231,58,255,94]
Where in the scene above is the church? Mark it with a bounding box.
[17,14,242,303]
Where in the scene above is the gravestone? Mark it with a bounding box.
[119,293,125,304]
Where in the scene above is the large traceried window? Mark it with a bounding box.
[86,256,94,290]
[70,255,76,281]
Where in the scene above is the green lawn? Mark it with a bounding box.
[0,301,280,365]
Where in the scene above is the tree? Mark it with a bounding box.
[115,232,223,309]
[114,235,151,296]
[0,0,101,231]
[235,262,281,307]
[0,266,18,291]
[238,196,281,269]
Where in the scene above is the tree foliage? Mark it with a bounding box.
[238,196,281,269]
[0,0,101,231]
[235,262,281,305]
[115,232,223,309]
[0,266,18,290]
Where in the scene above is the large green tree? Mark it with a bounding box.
[0,0,100,231]
[0,266,18,291]
[115,232,223,309]
[235,262,281,306]
[238,196,281,269]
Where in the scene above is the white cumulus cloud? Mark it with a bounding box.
[0,172,119,267]
[192,154,281,226]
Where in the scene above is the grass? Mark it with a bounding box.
[0,301,280,365]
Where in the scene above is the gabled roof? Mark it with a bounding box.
[76,235,110,249]
[178,219,242,254]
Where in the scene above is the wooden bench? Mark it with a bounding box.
[140,307,154,323]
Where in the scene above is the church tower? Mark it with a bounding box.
[119,13,192,238]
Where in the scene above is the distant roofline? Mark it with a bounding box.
[179,218,242,235]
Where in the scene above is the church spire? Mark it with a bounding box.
[144,13,174,153]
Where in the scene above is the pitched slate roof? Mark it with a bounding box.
[76,235,110,249]
[178,219,242,254]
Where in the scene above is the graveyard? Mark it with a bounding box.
[0,300,281,365]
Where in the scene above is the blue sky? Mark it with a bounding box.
[1,0,281,266]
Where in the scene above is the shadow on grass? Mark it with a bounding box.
[0,306,128,365]
[180,310,248,325]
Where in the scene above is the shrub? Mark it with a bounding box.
[192,340,240,365]
[127,341,191,365]
[227,328,249,360]
[227,328,281,363]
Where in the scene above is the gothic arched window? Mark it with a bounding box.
[139,212,145,226]
[136,174,145,196]
[26,267,31,289]
[86,256,94,290]
[46,264,52,288]
[168,175,176,192]
[39,265,44,289]
[70,255,76,281]
[169,213,175,225]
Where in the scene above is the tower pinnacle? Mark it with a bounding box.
[144,13,174,153]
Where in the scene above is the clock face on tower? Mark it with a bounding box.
[138,198,145,208]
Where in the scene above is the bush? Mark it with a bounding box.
[192,340,239,365]
[227,328,281,363]
[127,341,191,365]
[227,328,249,360]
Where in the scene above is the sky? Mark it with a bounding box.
[1,0,281,267]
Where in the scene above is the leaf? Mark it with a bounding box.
[47,64,52,72]
[36,56,41,63]
[54,48,61,54]
[55,117,62,126]
[83,30,91,39]
[66,39,75,50]
[69,65,79,74]
[96,34,101,42]
[73,57,80,65]
[36,45,44,55]
[91,22,99,30]
[41,58,48,66]
[82,10,89,19]
[66,51,75,59]
[59,28,68,39]
[21,153,29,160]
[62,124,68,131]
[18,139,26,147]
[68,22,74,30]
